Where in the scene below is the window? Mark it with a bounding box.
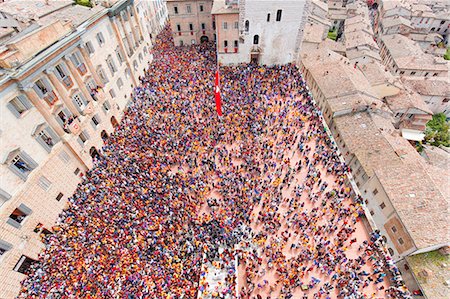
[391,226,398,233]
[55,64,67,79]
[398,238,404,245]
[7,95,32,118]
[0,239,12,259]
[125,68,131,79]
[102,100,111,114]
[410,71,416,75]
[133,60,138,71]
[177,24,181,32]
[189,23,194,31]
[9,152,37,180]
[77,130,89,147]
[276,9,282,21]
[38,176,52,191]
[380,202,386,209]
[223,22,228,30]
[234,22,239,29]
[14,255,37,274]
[85,41,95,54]
[399,71,405,75]
[106,56,117,75]
[96,32,105,46]
[443,98,450,103]
[0,188,12,208]
[138,53,143,62]
[200,4,204,12]
[245,20,249,32]
[56,192,64,201]
[370,210,375,216]
[8,204,32,228]
[174,6,178,14]
[425,72,429,77]
[224,40,228,47]
[115,47,124,64]
[388,248,394,256]
[372,188,378,195]
[72,93,87,112]
[180,40,184,46]
[35,126,58,152]
[253,35,259,45]
[186,4,191,13]
[34,79,49,96]
[97,67,109,85]
[74,168,80,175]
[234,40,238,48]
[91,114,101,129]
[201,23,206,30]
[267,13,270,22]
[431,27,435,31]
[117,78,124,90]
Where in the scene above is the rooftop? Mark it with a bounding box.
[403,78,450,97]
[0,0,73,23]
[406,249,450,299]
[381,15,414,29]
[381,34,448,71]
[358,60,397,87]
[211,0,238,14]
[385,89,433,114]
[334,111,449,250]
[302,48,378,100]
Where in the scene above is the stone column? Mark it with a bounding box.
[111,17,138,87]
[44,67,81,117]
[78,45,103,87]
[63,55,95,104]
[118,15,134,56]
[22,85,66,136]
[130,6,144,42]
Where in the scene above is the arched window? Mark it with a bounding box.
[245,20,249,32]
[267,13,270,22]
[253,35,259,45]
[388,248,394,256]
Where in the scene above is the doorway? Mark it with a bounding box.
[200,35,209,43]
[111,116,119,128]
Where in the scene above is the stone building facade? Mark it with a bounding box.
[0,1,166,298]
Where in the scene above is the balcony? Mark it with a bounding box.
[68,117,82,135]
[62,76,73,89]
[43,91,58,106]
[77,63,87,76]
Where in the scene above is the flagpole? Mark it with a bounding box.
[215,17,222,119]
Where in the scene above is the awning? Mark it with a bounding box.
[401,128,425,141]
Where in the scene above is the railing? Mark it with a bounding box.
[67,117,81,135]
[77,63,87,76]
[43,91,58,106]
[62,76,73,89]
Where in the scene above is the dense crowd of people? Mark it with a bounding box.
[18,27,412,299]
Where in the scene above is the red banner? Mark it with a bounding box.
[214,71,222,117]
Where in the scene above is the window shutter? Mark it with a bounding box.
[90,119,97,130]
[77,137,84,147]
[18,203,32,215]
[18,95,33,109]
[45,127,60,143]
[102,104,107,114]
[43,77,53,92]
[55,115,64,127]
[6,102,21,118]
[8,164,27,181]
[20,151,38,169]
[53,67,63,80]
[84,130,90,140]
[0,239,13,251]
[35,135,51,153]
[6,218,22,228]
[32,83,44,97]
[72,98,83,112]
